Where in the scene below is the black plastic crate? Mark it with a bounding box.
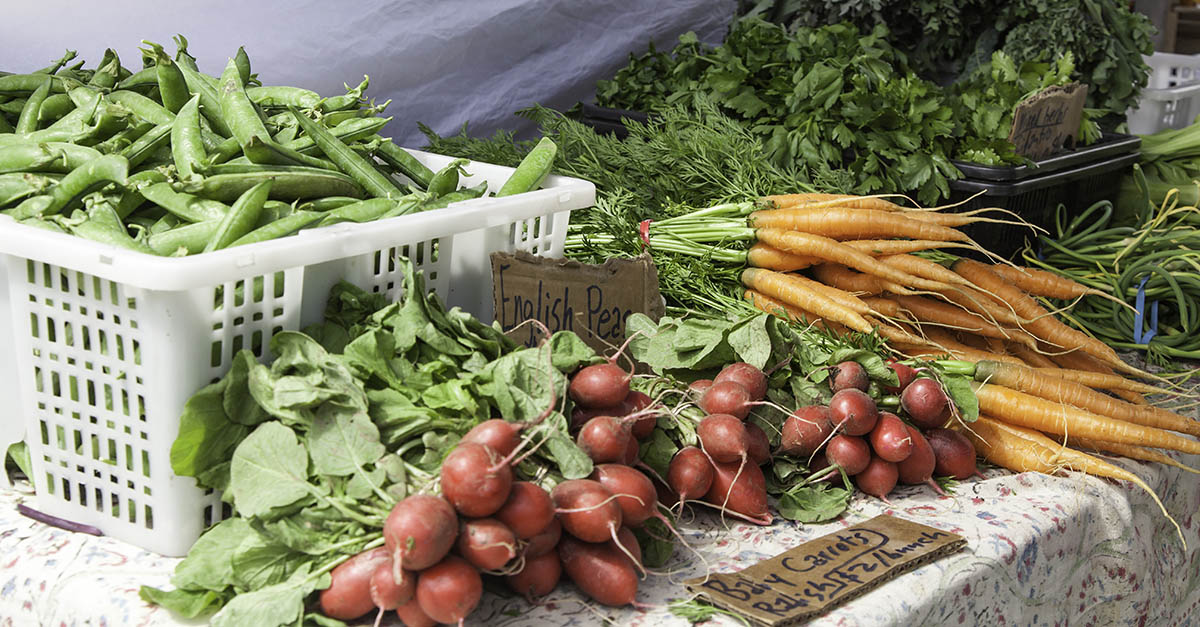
[947,149,1141,260]
[577,103,651,138]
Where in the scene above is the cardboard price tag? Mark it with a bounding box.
[490,251,665,352]
[684,515,967,625]
[1007,82,1088,160]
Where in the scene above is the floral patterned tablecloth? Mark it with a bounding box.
[2,454,1198,627]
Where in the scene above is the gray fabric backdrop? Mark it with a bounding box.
[1,1,734,146]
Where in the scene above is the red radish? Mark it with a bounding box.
[552,479,623,543]
[699,380,752,420]
[440,442,513,518]
[824,434,871,475]
[558,534,639,607]
[624,390,660,439]
[571,403,619,433]
[697,413,750,463]
[569,363,630,409]
[456,518,518,571]
[896,425,937,487]
[591,464,658,527]
[460,419,521,458]
[395,596,436,627]
[705,459,771,525]
[809,451,839,483]
[522,518,561,558]
[615,526,643,567]
[577,415,635,464]
[925,428,979,479]
[779,406,834,457]
[829,388,879,436]
[621,434,641,465]
[830,360,869,393]
[901,377,951,429]
[369,560,415,611]
[715,362,768,401]
[688,379,714,397]
[384,495,458,575]
[869,411,914,463]
[745,421,771,465]
[855,456,898,499]
[495,482,555,540]
[319,546,391,620]
[506,550,562,603]
[667,446,714,506]
[885,360,918,394]
[415,555,482,625]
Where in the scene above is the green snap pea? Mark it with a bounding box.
[66,85,102,109]
[377,194,427,219]
[115,168,168,218]
[321,106,387,127]
[289,106,403,199]
[0,142,102,174]
[87,49,122,89]
[116,66,159,91]
[216,60,336,170]
[149,44,189,114]
[15,76,52,134]
[0,73,67,96]
[283,116,390,155]
[69,199,157,254]
[171,94,207,180]
[297,196,359,211]
[140,182,229,222]
[373,138,434,189]
[19,217,68,233]
[203,179,272,252]
[229,210,323,247]
[36,93,75,124]
[32,50,78,76]
[180,169,364,203]
[255,200,294,227]
[34,154,129,217]
[316,197,396,226]
[412,182,488,213]
[244,135,337,170]
[316,76,368,113]
[0,173,58,207]
[427,158,468,197]
[272,123,298,144]
[175,58,232,137]
[496,136,556,197]
[208,134,243,165]
[106,90,175,126]
[0,114,12,133]
[93,121,155,154]
[247,86,320,109]
[0,98,27,115]
[148,219,219,255]
[234,46,254,86]
[119,122,172,168]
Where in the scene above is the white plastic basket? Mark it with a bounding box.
[1126,82,1200,135]
[1144,52,1200,89]
[0,149,595,556]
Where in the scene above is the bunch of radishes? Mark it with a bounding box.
[778,359,979,501]
[661,362,776,526]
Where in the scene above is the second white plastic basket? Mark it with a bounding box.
[0,149,595,556]
[1144,52,1200,89]
[1126,82,1200,135]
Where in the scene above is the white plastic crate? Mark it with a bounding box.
[1126,82,1200,135]
[1145,52,1200,89]
[0,149,595,556]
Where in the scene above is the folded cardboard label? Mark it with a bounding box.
[490,251,665,352]
[684,514,967,625]
[1008,82,1088,160]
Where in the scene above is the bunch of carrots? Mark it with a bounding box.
[630,192,1199,544]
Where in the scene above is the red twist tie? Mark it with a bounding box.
[639,219,652,250]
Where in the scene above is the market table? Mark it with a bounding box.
[3,452,1198,626]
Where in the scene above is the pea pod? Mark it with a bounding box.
[0,73,67,96]
[92,120,155,154]
[148,219,219,255]
[496,136,556,197]
[315,197,396,226]
[116,66,159,91]
[409,182,488,214]
[0,173,58,207]
[69,199,157,254]
[233,46,254,86]
[174,55,232,137]
[171,94,207,180]
[0,142,102,174]
[36,93,74,125]
[37,154,129,217]
[203,179,272,252]
[106,90,175,126]
[283,116,390,155]
[297,196,359,212]
[427,158,468,197]
[86,49,122,90]
[148,42,190,114]
[216,60,336,170]
[32,50,78,76]
[288,106,403,199]
[373,138,434,189]
[119,122,172,168]
[115,168,169,218]
[229,210,323,247]
[180,169,364,203]
[247,86,320,109]
[15,76,52,134]
[316,76,368,113]
[0,114,12,133]
[140,182,229,222]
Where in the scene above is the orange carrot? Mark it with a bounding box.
[1033,366,1164,396]
[757,193,904,211]
[754,229,957,292]
[953,258,1136,376]
[1067,436,1200,476]
[895,340,1026,367]
[886,293,1038,348]
[879,254,975,288]
[812,263,915,296]
[841,239,973,255]
[786,272,873,315]
[988,264,1111,301]
[1047,348,1151,405]
[744,289,849,335]
[971,381,1200,455]
[741,268,874,334]
[967,415,1183,546]
[1007,342,1059,369]
[974,360,1200,437]
[746,243,822,272]
[921,327,1027,366]
[899,208,1026,228]
[749,208,969,242]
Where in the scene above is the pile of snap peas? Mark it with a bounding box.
[0,38,558,256]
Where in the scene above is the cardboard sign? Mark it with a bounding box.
[684,515,967,625]
[490,251,665,352]
[1007,82,1088,159]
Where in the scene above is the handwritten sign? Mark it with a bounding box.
[490,251,665,353]
[1007,82,1088,160]
[684,515,966,625]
